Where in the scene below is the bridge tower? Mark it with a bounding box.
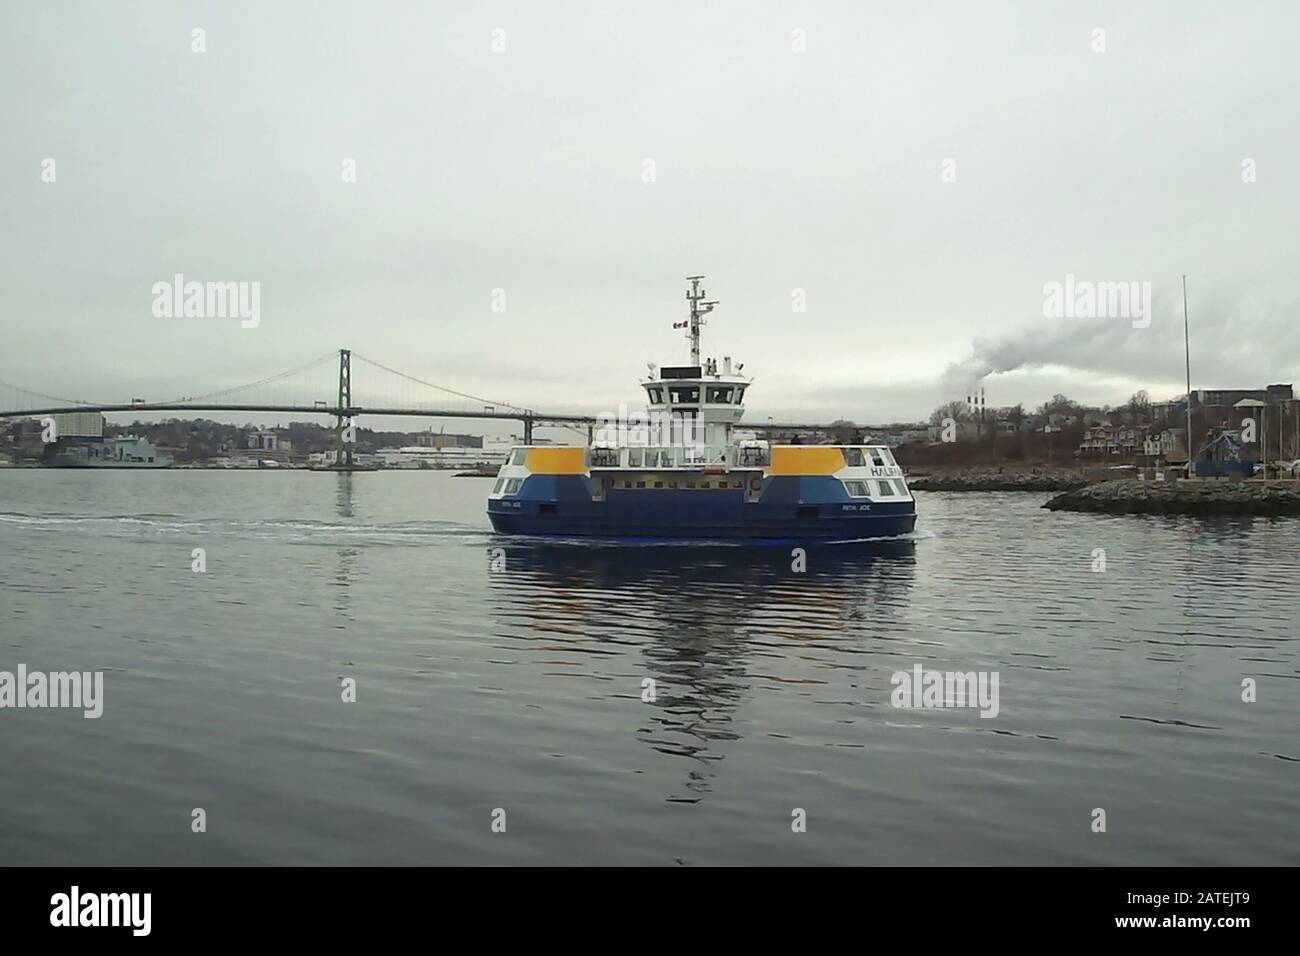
[335,348,353,468]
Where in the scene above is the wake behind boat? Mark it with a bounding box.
[486,277,917,541]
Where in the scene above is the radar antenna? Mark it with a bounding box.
[684,276,717,366]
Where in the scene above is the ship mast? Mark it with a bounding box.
[684,276,717,367]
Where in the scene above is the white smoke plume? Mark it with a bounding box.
[940,288,1300,401]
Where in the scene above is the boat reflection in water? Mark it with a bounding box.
[485,538,917,803]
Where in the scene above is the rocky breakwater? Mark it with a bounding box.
[1043,479,1300,515]
[908,471,1088,492]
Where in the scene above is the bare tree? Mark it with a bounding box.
[928,400,970,427]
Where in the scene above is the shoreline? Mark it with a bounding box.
[906,468,1089,492]
[1044,478,1300,515]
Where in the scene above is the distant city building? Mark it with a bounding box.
[378,437,511,469]
[415,431,483,449]
[1149,400,1183,424]
[1191,385,1293,408]
[245,430,290,452]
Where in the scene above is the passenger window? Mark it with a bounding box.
[505,478,523,494]
[492,479,505,494]
[892,479,909,496]
[627,449,643,467]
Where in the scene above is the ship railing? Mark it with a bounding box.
[588,445,736,469]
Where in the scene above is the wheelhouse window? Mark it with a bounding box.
[735,387,746,404]
[647,387,664,404]
[511,449,528,466]
[881,448,898,467]
[843,448,865,467]
[844,480,870,497]
[705,386,734,404]
[869,448,886,467]
[668,385,699,404]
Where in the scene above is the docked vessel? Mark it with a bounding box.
[48,435,174,469]
[487,278,916,541]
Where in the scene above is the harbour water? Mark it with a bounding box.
[1,470,1296,865]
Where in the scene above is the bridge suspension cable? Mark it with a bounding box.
[0,377,103,410]
[151,351,340,406]
[350,352,530,415]
[1,347,558,423]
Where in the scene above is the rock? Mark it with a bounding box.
[908,471,1088,492]
[1043,479,1300,515]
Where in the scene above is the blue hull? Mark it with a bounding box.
[488,477,916,541]
[487,512,916,541]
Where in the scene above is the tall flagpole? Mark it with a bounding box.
[1183,275,1193,476]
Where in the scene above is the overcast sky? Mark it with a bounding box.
[3,0,1298,433]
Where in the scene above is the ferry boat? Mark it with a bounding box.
[486,278,917,541]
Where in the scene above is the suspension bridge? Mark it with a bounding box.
[0,349,853,466]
